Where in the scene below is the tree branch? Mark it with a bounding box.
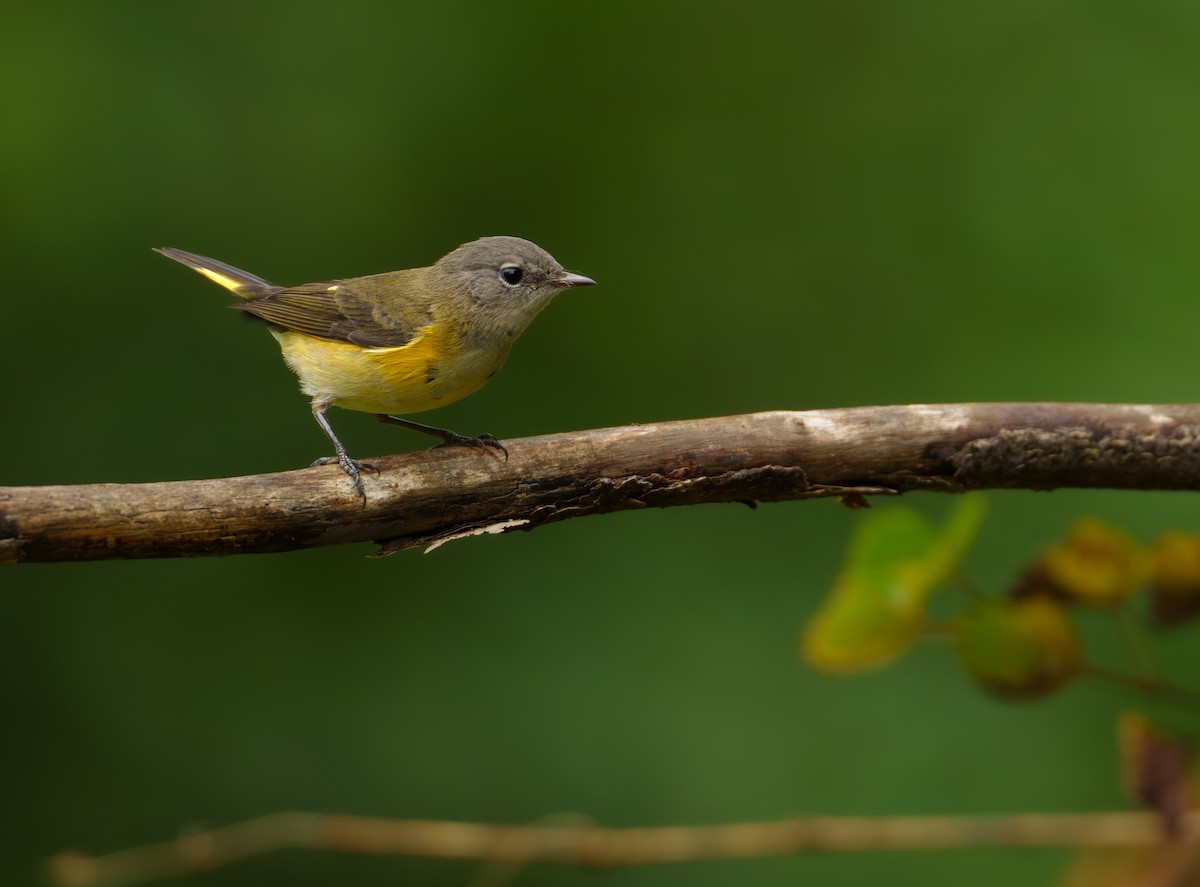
[47,809,1198,887]
[5,403,1200,563]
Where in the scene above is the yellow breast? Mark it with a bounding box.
[270,323,509,415]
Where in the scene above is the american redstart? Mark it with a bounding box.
[156,236,595,500]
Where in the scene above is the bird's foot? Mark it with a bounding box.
[436,432,508,461]
[312,453,378,503]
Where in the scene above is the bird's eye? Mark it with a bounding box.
[500,265,524,285]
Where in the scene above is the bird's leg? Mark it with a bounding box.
[310,399,376,503]
[375,414,508,460]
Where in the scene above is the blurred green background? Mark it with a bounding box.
[4,2,1200,885]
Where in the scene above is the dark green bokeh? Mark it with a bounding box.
[5,3,1200,884]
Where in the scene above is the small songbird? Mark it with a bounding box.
[156,236,596,500]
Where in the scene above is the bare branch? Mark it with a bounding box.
[48,809,1198,887]
[4,403,1200,563]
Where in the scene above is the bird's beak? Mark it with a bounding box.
[552,271,597,288]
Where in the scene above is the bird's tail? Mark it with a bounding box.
[154,247,277,298]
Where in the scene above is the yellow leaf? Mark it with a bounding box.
[1038,518,1150,608]
[1148,533,1200,627]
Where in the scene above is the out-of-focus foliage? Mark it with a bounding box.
[954,596,1082,700]
[1033,518,1151,608]
[1118,712,1191,837]
[1149,533,1200,627]
[803,508,938,674]
[803,496,984,673]
[805,512,1200,702]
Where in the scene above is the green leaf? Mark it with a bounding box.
[927,493,988,580]
[801,496,986,675]
[955,597,1081,700]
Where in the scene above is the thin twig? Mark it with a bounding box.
[1086,666,1200,713]
[47,810,1199,887]
[1113,604,1161,684]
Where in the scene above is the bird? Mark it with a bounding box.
[156,236,596,501]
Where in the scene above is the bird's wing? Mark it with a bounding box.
[232,279,428,348]
[157,247,430,348]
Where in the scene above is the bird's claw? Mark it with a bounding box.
[312,453,378,503]
[437,432,508,461]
